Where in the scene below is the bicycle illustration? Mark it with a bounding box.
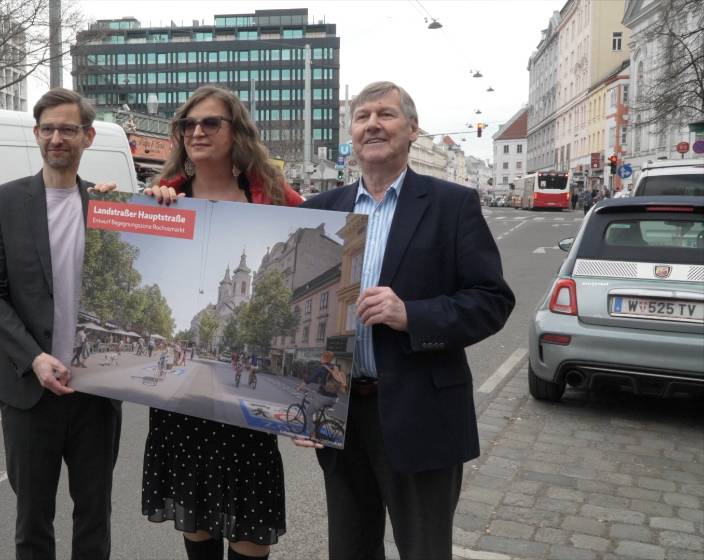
[248,367,258,390]
[286,391,345,444]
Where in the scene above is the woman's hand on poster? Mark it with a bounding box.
[144,185,184,205]
[291,437,323,449]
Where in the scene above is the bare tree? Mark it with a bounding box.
[633,0,704,128]
[0,0,83,91]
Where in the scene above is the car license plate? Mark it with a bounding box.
[610,296,704,323]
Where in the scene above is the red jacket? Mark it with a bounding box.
[160,174,303,207]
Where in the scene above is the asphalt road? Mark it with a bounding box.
[0,207,588,559]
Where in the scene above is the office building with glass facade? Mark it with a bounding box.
[71,8,339,160]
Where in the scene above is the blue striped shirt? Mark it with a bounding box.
[352,169,407,378]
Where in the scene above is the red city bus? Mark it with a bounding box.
[516,172,570,210]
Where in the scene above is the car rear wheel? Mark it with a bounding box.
[528,361,565,402]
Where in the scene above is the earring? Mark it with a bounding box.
[232,164,240,177]
[184,157,196,177]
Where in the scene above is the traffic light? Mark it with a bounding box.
[608,155,618,175]
[477,123,483,138]
[337,170,344,181]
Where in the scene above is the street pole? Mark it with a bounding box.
[303,44,312,191]
[49,0,63,88]
[249,78,257,123]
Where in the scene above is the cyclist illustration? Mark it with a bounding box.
[248,365,258,390]
[293,351,348,438]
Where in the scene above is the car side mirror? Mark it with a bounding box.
[558,237,574,252]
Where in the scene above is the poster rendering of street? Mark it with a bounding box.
[70,193,368,449]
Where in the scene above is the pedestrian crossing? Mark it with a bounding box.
[484,214,584,223]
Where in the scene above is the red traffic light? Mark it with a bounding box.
[477,123,483,138]
[608,155,618,164]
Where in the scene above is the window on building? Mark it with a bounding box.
[516,161,522,170]
[316,322,326,342]
[621,125,628,145]
[517,144,523,153]
[612,32,622,51]
[304,298,312,315]
[608,127,616,147]
[350,253,363,283]
[302,326,309,343]
[502,176,509,184]
[503,145,509,154]
[502,162,509,169]
[320,291,329,310]
[623,84,629,105]
[345,303,357,332]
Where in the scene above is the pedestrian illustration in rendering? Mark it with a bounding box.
[0,88,121,560]
[298,81,515,560]
[143,85,303,560]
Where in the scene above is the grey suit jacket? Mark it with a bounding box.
[0,171,91,409]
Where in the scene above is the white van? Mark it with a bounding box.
[0,109,138,192]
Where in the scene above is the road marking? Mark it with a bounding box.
[478,348,527,394]
[452,545,524,559]
[533,245,559,253]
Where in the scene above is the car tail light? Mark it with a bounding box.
[540,333,572,345]
[646,206,694,213]
[549,278,578,315]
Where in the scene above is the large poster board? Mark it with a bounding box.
[70,193,368,448]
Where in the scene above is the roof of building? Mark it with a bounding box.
[494,109,528,141]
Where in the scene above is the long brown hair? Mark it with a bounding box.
[161,86,286,205]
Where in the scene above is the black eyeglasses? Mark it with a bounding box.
[175,116,233,137]
[37,124,90,139]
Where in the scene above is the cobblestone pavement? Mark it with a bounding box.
[386,365,703,560]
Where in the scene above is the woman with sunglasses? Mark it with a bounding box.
[143,85,302,560]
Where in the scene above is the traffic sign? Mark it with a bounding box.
[338,143,351,156]
[676,141,690,154]
[335,155,345,170]
[617,163,632,179]
[693,140,704,154]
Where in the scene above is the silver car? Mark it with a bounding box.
[529,196,704,402]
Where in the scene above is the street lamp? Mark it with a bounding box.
[486,86,495,92]
[425,18,442,29]
[471,70,483,78]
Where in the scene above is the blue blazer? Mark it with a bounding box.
[302,167,515,472]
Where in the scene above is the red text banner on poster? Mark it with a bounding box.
[87,200,196,240]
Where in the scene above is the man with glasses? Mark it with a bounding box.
[0,88,121,560]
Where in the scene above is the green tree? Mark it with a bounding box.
[82,228,141,325]
[239,270,298,355]
[174,329,193,343]
[198,309,219,351]
[221,304,245,351]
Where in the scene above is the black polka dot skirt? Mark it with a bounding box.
[142,408,286,544]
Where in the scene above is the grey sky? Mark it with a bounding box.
[32,0,564,162]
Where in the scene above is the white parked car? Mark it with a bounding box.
[633,159,704,197]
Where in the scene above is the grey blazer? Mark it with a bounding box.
[0,171,90,409]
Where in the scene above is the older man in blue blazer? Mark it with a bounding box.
[298,81,515,560]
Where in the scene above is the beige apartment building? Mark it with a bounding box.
[528,0,631,187]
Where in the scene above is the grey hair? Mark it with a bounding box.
[349,81,418,126]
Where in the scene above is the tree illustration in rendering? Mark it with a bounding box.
[239,270,298,356]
